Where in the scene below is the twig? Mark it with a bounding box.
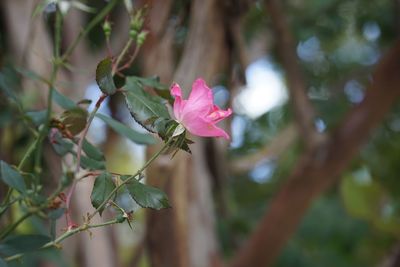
[61,0,120,62]
[116,45,140,73]
[65,94,107,228]
[112,38,134,75]
[5,218,121,262]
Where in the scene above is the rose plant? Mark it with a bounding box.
[0,2,231,265]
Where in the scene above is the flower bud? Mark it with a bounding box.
[130,12,144,31]
[116,213,126,223]
[129,29,138,40]
[137,31,148,46]
[102,21,112,38]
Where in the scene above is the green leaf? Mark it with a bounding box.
[0,161,26,194]
[26,110,48,126]
[70,1,96,13]
[31,0,48,18]
[131,76,167,89]
[124,77,171,136]
[53,89,77,110]
[2,234,50,255]
[15,67,47,84]
[96,58,117,95]
[91,172,115,216]
[340,169,385,220]
[80,155,106,170]
[125,179,170,210]
[130,76,172,102]
[0,68,21,107]
[48,208,65,220]
[96,113,156,145]
[82,139,104,161]
[50,131,73,156]
[60,107,88,135]
[0,257,8,267]
[114,177,141,213]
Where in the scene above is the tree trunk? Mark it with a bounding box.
[143,0,229,266]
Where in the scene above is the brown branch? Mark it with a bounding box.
[265,0,325,149]
[230,41,400,267]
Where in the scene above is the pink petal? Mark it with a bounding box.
[207,106,232,123]
[169,78,232,140]
[170,82,182,98]
[183,116,230,140]
[170,83,186,121]
[184,78,213,115]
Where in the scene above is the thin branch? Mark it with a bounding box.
[265,0,325,149]
[230,41,400,267]
[112,38,133,75]
[65,94,107,228]
[5,218,121,262]
[61,0,120,62]
[117,45,140,73]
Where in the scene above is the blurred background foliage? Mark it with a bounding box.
[226,0,400,266]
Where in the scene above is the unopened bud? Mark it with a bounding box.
[116,213,126,223]
[137,31,148,46]
[130,12,144,31]
[129,29,138,40]
[103,21,112,38]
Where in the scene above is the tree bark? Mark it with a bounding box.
[143,0,228,266]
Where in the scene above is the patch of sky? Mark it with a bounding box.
[344,80,364,104]
[297,36,330,74]
[315,118,326,133]
[230,115,248,149]
[212,85,230,109]
[250,160,276,184]
[234,57,288,119]
[362,21,381,42]
[297,36,324,63]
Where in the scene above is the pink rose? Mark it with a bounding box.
[170,78,232,140]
